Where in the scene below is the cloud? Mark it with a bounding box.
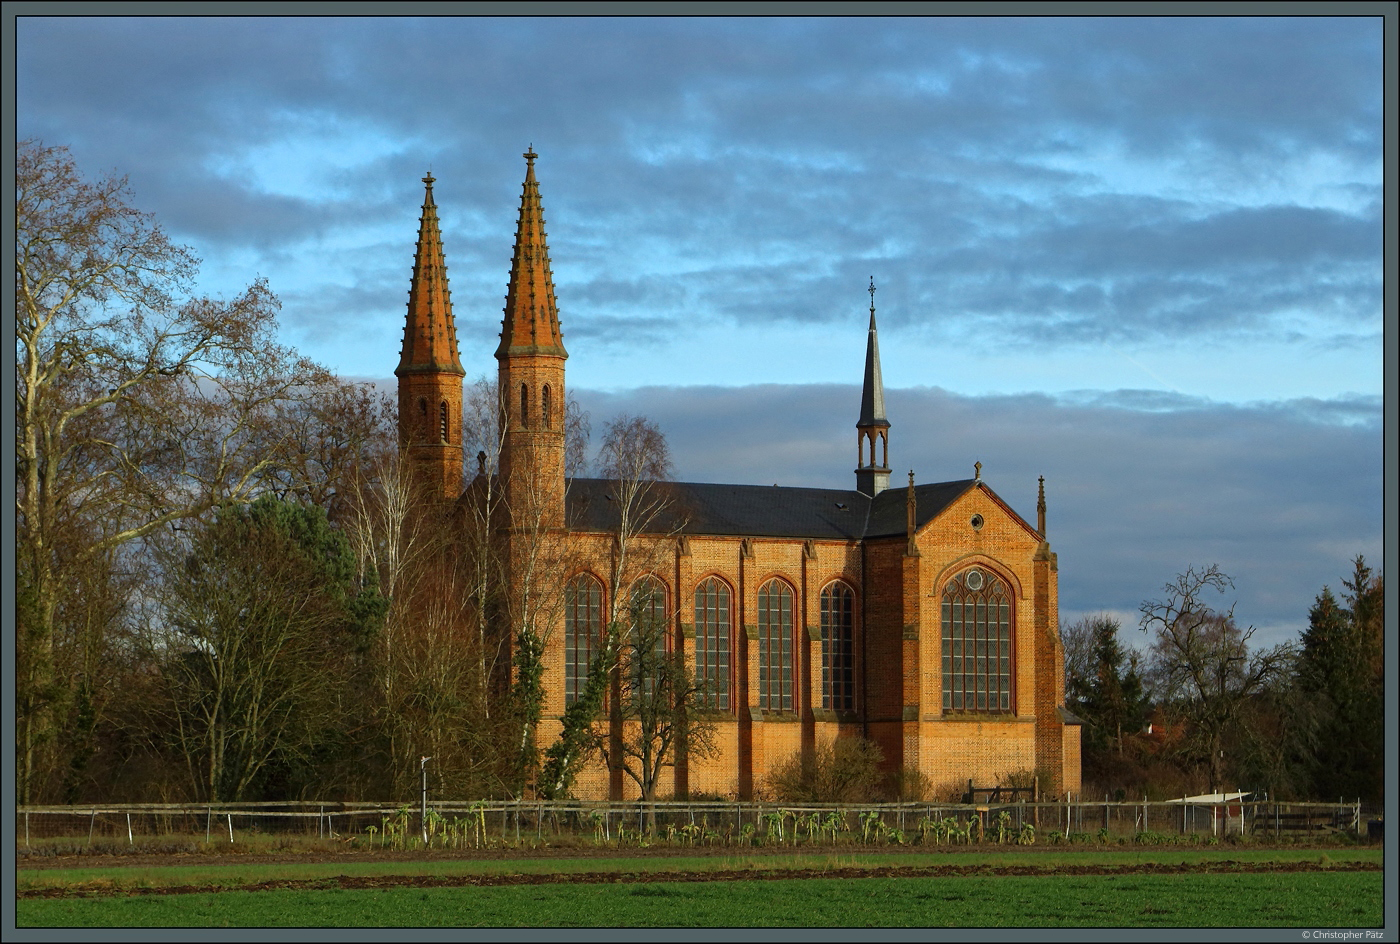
[17,17,1380,386]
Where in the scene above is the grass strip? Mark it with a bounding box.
[16,870,1384,928]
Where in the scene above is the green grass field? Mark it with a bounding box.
[16,847,1385,928]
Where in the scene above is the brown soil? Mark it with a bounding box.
[16,848,1379,899]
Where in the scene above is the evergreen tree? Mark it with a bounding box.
[1299,557,1384,803]
[1069,616,1150,758]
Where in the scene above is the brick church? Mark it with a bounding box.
[395,150,1082,801]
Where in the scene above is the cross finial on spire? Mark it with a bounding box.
[524,145,537,165]
[869,276,876,316]
[1037,474,1047,537]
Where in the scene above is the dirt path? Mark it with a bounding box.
[18,858,1379,899]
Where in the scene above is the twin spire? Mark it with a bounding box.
[401,157,893,500]
[496,147,567,360]
[397,172,465,378]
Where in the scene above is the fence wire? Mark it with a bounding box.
[15,798,1369,848]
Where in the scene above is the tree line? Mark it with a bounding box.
[16,140,706,807]
[1063,559,1383,804]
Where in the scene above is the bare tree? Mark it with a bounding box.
[459,374,591,796]
[540,413,685,800]
[599,584,716,807]
[1060,616,1097,699]
[596,414,680,626]
[15,140,324,803]
[1139,565,1293,793]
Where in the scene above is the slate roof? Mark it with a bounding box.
[565,477,980,541]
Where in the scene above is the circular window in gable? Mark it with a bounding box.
[970,513,984,531]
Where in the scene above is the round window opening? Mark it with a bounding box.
[965,568,985,591]
[970,513,984,531]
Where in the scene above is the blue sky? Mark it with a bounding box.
[15,13,1387,649]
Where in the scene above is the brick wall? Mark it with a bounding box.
[527,478,1078,801]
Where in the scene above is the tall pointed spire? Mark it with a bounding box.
[855,277,891,496]
[496,147,567,359]
[497,148,568,530]
[398,172,465,377]
[396,172,465,501]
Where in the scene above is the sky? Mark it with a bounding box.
[14,13,1388,651]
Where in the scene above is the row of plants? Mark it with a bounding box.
[357,807,1045,851]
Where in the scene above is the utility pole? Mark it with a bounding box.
[420,756,432,845]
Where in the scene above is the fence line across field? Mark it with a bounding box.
[16,798,1367,847]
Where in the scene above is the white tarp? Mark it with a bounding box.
[1168,791,1250,804]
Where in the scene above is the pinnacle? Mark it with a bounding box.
[497,148,567,361]
[396,172,465,377]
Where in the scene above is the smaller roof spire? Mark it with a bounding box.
[858,276,889,429]
[1037,475,1047,537]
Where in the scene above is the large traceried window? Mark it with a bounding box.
[941,567,1013,713]
[564,574,603,706]
[758,579,794,712]
[820,582,854,711]
[693,577,731,710]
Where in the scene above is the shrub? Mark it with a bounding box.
[767,737,884,803]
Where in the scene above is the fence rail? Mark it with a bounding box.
[15,798,1369,849]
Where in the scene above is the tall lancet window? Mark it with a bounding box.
[820,582,855,711]
[694,577,731,710]
[758,579,794,712]
[564,574,603,706]
[629,576,669,698]
[542,384,552,429]
[440,401,449,442]
[520,383,529,428]
[941,567,1014,713]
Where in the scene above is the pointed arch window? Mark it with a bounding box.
[758,579,794,712]
[941,567,1013,713]
[440,400,449,442]
[629,576,669,698]
[820,582,855,711]
[565,574,603,706]
[694,577,731,710]
[542,384,552,429]
[520,384,530,429]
